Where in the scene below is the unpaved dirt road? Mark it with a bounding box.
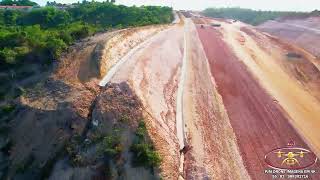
[99,14,320,179]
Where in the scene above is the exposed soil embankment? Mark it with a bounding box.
[196,19,320,179]
[55,32,118,84]
[220,21,320,157]
[183,20,249,179]
[7,77,161,179]
[1,25,169,180]
[48,82,161,180]
[55,25,168,85]
[241,27,320,102]
[110,26,184,179]
[6,79,99,179]
[100,25,168,78]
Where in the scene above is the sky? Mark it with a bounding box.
[33,0,320,12]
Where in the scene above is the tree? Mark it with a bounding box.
[0,0,38,6]
[0,48,17,64]
[46,35,67,60]
[0,1,173,68]
[3,10,20,25]
[202,8,302,25]
[18,7,71,28]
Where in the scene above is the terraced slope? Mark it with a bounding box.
[258,17,320,57]
[195,17,320,179]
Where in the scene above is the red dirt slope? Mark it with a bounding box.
[196,26,320,179]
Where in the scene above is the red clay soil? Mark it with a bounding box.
[196,27,320,179]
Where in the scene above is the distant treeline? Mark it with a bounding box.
[0,0,38,6]
[202,7,309,25]
[0,1,173,68]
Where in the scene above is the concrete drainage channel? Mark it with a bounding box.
[99,19,189,179]
[176,18,190,180]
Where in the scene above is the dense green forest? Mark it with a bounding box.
[202,7,308,25]
[0,2,172,68]
[0,1,173,104]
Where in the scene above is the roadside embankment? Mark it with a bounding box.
[3,24,172,179]
[109,26,184,179]
[182,19,250,180]
[196,18,320,179]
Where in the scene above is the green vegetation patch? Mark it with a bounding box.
[0,2,173,69]
[99,128,123,158]
[0,1,173,108]
[1,104,16,113]
[130,121,161,168]
[202,7,309,25]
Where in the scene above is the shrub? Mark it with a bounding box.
[120,114,129,123]
[136,120,147,139]
[130,121,161,168]
[0,48,17,64]
[99,128,123,158]
[14,46,30,58]
[1,104,16,114]
[130,142,161,168]
[71,154,84,166]
[45,36,67,60]
[100,135,122,157]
